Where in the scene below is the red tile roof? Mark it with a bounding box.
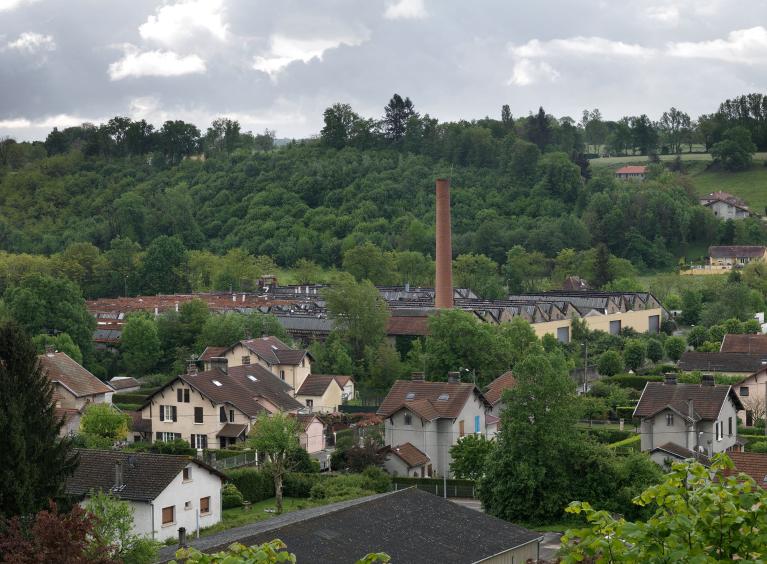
[720,334,767,354]
[615,165,647,174]
[650,442,711,466]
[727,452,767,488]
[387,316,430,336]
[378,380,488,420]
[296,375,340,396]
[333,375,354,388]
[40,352,113,397]
[484,371,516,406]
[385,443,430,468]
[634,382,743,421]
[200,346,227,361]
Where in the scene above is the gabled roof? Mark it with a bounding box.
[240,336,309,366]
[296,374,342,397]
[217,423,248,438]
[615,165,647,174]
[294,413,322,431]
[727,452,767,488]
[650,442,711,466]
[720,334,767,354]
[709,245,766,258]
[108,377,140,390]
[678,351,767,373]
[199,346,227,362]
[377,380,489,420]
[332,375,354,388]
[634,381,744,421]
[40,352,113,398]
[144,364,303,417]
[65,449,225,502]
[156,488,542,564]
[484,371,517,406]
[383,443,430,468]
[127,411,152,433]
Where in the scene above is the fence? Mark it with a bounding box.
[207,451,259,470]
[391,478,477,499]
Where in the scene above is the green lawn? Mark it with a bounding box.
[689,161,767,213]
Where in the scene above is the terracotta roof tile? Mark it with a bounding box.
[378,380,487,420]
[386,443,430,468]
[727,452,767,488]
[720,334,767,354]
[40,352,113,397]
[200,346,227,361]
[386,316,430,336]
[127,411,152,433]
[484,371,516,406]
[634,382,743,420]
[615,165,647,174]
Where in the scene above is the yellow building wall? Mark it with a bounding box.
[531,308,664,340]
[296,381,343,413]
[532,319,571,341]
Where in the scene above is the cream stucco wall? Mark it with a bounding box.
[531,308,663,342]
[217,343,312,393]
[140,379,251,450]
[737,370,767,425]
[296,380,343,413]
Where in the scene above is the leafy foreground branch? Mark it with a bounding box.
[174,539,390,564]
[561,453,767,563]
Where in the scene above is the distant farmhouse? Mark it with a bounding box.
[684,245,767,275]
[700,191,757,220]
[614,165,647,181]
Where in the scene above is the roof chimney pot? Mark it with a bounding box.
[447,371,460,384]
[210,357,228,374]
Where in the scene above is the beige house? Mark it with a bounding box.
[40,350,114,436]
[709,246,767,268]
[295,375,349,413]
[615,165,647,181]
[735,368,767,426]
[137,360,304,450]
[200,336,312,393]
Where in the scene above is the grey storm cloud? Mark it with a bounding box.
[2,0,767,140]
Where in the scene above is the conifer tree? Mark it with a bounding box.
[0,322,78,517]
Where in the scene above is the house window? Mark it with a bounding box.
[177,389,190,403]
[741,386,750,396]
[747,410,754,426]
[306,399,313,408]
[728,417,733,436]
[160,405,177,422]
[220,407,227,423]
[459,420,465,437]
[183,466,192,481]
[609,320,621,336]
[162,506,175,526]
[556,326,570,343]
[280,369,285,381]
[404,413,412,426]
[200,496,210,515]
[666,413,674,426]
[156,431,180,442]
[194,407,204,424]
[190,434,207,449]
[229,409,235,423]
[242,355,251,365]
[649,315,660,334]
[184,501,192,510]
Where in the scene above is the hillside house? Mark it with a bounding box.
[721,333,767,353]
[483,371,517,438]
[377,372,491,477]
[615,165,647,181]
[294,374,347,413]
[700,191,756,220]
[136,359,304,450]
[634,374,744,465]
[199,336,312,393]
[109,376,141,393]
[678,351,767,377]
[65,450,224,541]
[40,350,114,436]
[709,246,767,268]
[734,367,767,426]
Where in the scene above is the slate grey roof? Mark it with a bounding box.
[156,488,541,564]
[65,449,224,502]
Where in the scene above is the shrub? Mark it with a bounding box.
[646,339,663,363]
[748,440,767,454]
[664,336,686,362]
[622,339,646,371]
[283,473,320,498]
[227,468,275,503]
[597,351,623,377]
[616,406,638,421]
[361,466,392,493]
[148,439,195,456]
[608,374,662,390]
[583,428,634,444]
[309,474,376,501]
[221,483,244,509]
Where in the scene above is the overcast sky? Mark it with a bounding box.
[2,0,767,141]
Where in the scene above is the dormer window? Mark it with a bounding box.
[242,355,251,365]
[212,380,222,387]
[405,392,415,400]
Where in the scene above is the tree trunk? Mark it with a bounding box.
[274,472,283,514]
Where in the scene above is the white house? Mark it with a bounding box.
[65,450,225,541]
[634,374,744,466]
[377,372,491,477]
[482,371,517,438]
[700,191,756,220]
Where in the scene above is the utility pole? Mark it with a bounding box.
[582,342,589,393]
[124,274,128,298]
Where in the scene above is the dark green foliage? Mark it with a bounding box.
[711,126,757,171]
[597,350,623,376]
[622,339,646,371]
[227,468,275,503]
[0,322,78,517]
[221,483,244,509]
[664,336,687,362]
[606,374,663,390]
[140,236,188,294]
[141,439,195,456]
[282,473,320,498]
[449,434,495,480]
[286,447,319,474]
[646,339,663,363]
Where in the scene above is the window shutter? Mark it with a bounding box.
[160,405,165,421]
[184,389,190,402]
[172,406,178,422]
[155,432,162,441]
[177,388,182,402]
[175,432,181,440]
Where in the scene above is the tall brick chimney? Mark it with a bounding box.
[435,178,453,308]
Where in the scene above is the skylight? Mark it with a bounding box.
[212,380,222,387]
[437,393,449,401]
[405,392,415,400]
[248,375,258,382]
